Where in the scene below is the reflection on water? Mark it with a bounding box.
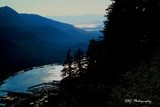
[0,64,63,96]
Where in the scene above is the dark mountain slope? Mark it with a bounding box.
[0,6,102,79]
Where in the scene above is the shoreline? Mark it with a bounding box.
[0,64,63,97]
[0,80,61,107]
[0,62,63,83]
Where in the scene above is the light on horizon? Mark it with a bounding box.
[0,0,111,16]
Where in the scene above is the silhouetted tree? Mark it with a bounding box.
[73,48,85,75]
[62,48,87,78]
[61,49,73,78]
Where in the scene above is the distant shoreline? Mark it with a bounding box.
[0,63,62,85]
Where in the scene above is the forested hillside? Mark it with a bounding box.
[53,0,160,107]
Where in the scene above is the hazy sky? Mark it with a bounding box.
[0,0,111,16]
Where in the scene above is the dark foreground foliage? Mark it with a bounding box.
[47,0,160,107]
[30,0,160,107]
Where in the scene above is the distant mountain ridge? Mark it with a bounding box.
[47,14,104,31]
[0,6,79,33]
[47,14,104,25]
[0,6,102,79]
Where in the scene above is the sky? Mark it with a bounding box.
[0,0,111,16]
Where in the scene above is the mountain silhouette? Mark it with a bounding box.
[0,6,102,79]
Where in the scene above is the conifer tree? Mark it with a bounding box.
[61,49,73,78]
